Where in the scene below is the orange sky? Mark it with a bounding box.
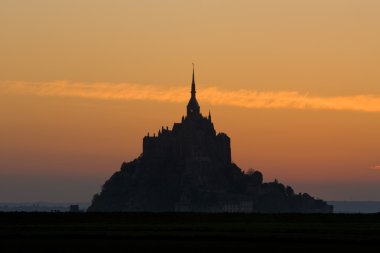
[1,0,380,202]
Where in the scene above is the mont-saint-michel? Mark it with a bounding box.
[88,69,332,213]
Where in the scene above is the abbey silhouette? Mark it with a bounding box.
[143,66,231,167]
[88,67,332,213]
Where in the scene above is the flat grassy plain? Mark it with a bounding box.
[1,213,380,252]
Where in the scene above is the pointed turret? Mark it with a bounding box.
[187,64,200,118]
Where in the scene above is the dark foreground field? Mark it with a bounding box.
[1,213,380,252]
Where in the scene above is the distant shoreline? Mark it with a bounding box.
[0,201,379,213]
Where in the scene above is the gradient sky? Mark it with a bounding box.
[1,0,380,202]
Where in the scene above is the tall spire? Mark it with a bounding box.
[191,63,196,96]
[187,63,200,117]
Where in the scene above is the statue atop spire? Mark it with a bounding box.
[187,64,200,118]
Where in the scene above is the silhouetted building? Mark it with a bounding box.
[142,67,231,166]
[88,67,333,213]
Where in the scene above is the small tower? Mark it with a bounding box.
[187,64,200,118]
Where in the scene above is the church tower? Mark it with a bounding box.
[187,64,200,118]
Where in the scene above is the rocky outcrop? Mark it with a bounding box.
[88,157,332,213]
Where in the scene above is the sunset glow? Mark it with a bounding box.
[1,0,380,203]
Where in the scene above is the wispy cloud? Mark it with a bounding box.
[369,165,380,171]
[2,80,380,113]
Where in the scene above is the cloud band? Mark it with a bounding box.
[2,80,380,113]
